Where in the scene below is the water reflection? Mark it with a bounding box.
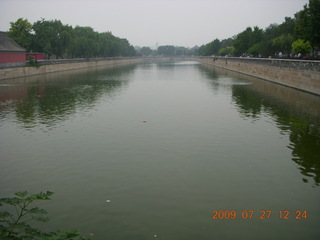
[199,65,253,94]
[1,62,320,239]
[202,66,320,186]
[234,85,320,186]
[0,65,136,129]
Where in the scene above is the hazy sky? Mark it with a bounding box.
[0,0,308,48]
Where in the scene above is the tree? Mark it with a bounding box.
[271,33,294,54]
[140,47,153,56]
[97,32,113,57]
[157,45,175,56]
[0,191,89,240]
[8,18,33,51]
[247,43,260,56]
[175,46,188,56]
[71,26,99,58]
[278,17,296,36]
[295,1,320,56]
[188,45,199,55]
[218,46,234,56]
[233,26,263,56]
[118,38,136,57]
[32,19,72,59]
[292,39,312,55]
[198,39,221,56]
[95,32,135,58]
[206,39,221,55]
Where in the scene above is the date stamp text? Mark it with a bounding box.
[211,210,307,220]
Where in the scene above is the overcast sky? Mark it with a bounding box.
[0,0,308,48]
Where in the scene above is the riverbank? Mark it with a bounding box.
[0,57,143,80]
[193,57,320,96]
[2,56,320,96]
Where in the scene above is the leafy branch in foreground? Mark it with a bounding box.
[0,191,90,240]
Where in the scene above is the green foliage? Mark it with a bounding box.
[292,39,312,55]
[140,47,153,56]
[8,18,33,51]
[156,45,193,56]
[233,26,263,56]
[32,19,72,59]
[157,45,175,56]
[271,33,294,53]
[197,2,319,58]
[198,39,221,56]
[7,2,319,59]
[295,1,320,54]
[247,43,260,56]
[26,56,40,67]
[70,26,98,58]
[0,191,90,240]
[218,46,234,56]
[8,18,136,59]
[174,46,189,56]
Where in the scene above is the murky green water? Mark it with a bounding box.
[1,61,320,240]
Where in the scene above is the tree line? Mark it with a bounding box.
[138,1,319,58]
[8,18,136,59]
[136,45,198,57]
[198,1,320,58]
[7,1,319,59]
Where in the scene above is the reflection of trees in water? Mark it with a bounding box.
[231,81,320,186]
[13,65,136,129]
[288,122,320,185]
[231,88,263,120]
[198,65,220,93]
[201,65,320,186]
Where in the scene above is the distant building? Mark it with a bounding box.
[26,52,45,61]
[0,31,26,68]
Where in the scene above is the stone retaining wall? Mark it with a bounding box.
[0,58,143,80]
[194,57,320,96]
[2,56,320,96]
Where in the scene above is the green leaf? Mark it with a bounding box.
[0,211,13,219]
[1,190,89,240]
[29,207,48,215]
[31,215,50,222]
[0,197,23,206]
[14,191,29,198]
[46,191,54,197]
[26,191,53,201]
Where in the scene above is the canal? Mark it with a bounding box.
[1,61,320,240]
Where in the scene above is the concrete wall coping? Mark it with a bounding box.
[200,56,320,64]
[199,56,320,72]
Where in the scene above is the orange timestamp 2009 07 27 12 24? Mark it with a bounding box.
[211,210,307,220]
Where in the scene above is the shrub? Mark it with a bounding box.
[0,191,90,240]
[292,39,312,55]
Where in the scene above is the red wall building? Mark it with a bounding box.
[0,32,26,68]
[0,52,26,63]
[26,53,45,61]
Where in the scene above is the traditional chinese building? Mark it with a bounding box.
[0,31,26,68]
[26,52,45,61]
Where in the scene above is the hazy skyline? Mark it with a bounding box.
[0,0,309,48]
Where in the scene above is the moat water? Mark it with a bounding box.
[1,61,320,240]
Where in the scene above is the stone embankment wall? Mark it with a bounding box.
[0,58,143,80]
[194,57,320,95]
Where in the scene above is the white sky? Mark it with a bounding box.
[0,0,308,48]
